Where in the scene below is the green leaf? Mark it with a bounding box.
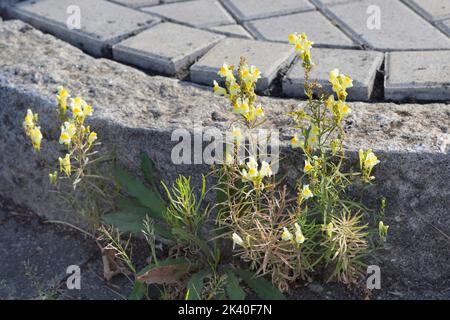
[128,281,146,300]
[102,210,146,233]
[102,209,173,239]
[234,269,285,300]
[113,164,165,220]
[140,153,156,185]
[225,270,246,300]
[186,269,209,300]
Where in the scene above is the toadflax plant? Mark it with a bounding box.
[212,32,388,291]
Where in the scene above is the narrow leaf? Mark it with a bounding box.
[225,270,246,300]
[235,269,285,300]
[113,164,165,220]
[186,270,209,300]
[140,153,155,185]
[128,281,146,300]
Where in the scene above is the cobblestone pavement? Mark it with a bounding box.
[1,0,449,102]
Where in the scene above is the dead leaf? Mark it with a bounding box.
[102,247,130,281]
[137,264,189,285]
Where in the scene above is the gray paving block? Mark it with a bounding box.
[6,0,159,57]
[190,37,296,91]
[245,11,356,49]
[222,0,315,21]
[404,0,450,21]
[110,0,160,8]
[324,0,450,51]
[141,0,234,27]
[113,22,223,76]
[283,48,384,101]
[208,24,252,39]
[385,51,450,101]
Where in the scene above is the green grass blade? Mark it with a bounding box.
[234,269,285,300]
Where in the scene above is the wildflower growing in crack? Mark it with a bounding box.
[294,223,305,244]
[291,135,303,149]
[301,184,314,200]
[281,227,293,241]
[59,121,76,146]
[59,153,71,177]
[288,32,313,67]
[49,171,58,185]
[213,80,227,96]
[241,156,272,189]
[303,159,313,173]
[359,149,380,181]
[329,69,353,101]
[379,221,389,241]
[23,109,42,152]
[218,63,235,82]
[88,132,98,146]
[56,86,70,117]
[232,232,244,249]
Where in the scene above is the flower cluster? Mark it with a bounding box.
[214,59,264,126]
[23,109,43,152]
[288,32,313,68]
[241,156,273,189]
[359,149,380,182]
[55,88,97,179]
[281,223,305,245]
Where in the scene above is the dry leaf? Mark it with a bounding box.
[137,264,189,285]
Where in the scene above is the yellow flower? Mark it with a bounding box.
[59,121,76,145]
[229,82,241,100]
[56,86,70,115]
[231,126,243,142]
[23,109,36,134]
[241,65,261,85]
[232,232,244,249]
[59,153,71,177]
[364,151,380,169]
[218,63,234,82]
[49,171,58,185]
[378,221,389,241]
[307,126,319,148]
[233,97,250,115]
[241,157,272,188]
[259,161,273,177]
[71,97,86,118]
[337,100,351,116]
[84,104,93,117]
[291,135,303,149]
[301,184,313,199]
[29,126,43,152]
[329,69,353,101]
[294,223,305,244]
[281,227,293,241]
[323,222,333,238]
[303,159,313,173]
[88,132,97,145]
[213,80,227,96]
[289,32,314,65]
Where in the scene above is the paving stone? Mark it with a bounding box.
[5,0,159,57]
[245,11,355,49]
[221,0,315,21]
[113,22,223,76]
[190,37,296,91]
[385,51,450,101]
[208,24,252,39]
[404,0,450,21]
[283,48,383,101]
[323,0,450,51]
[110,0,160,8]
[141,0,234,28]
